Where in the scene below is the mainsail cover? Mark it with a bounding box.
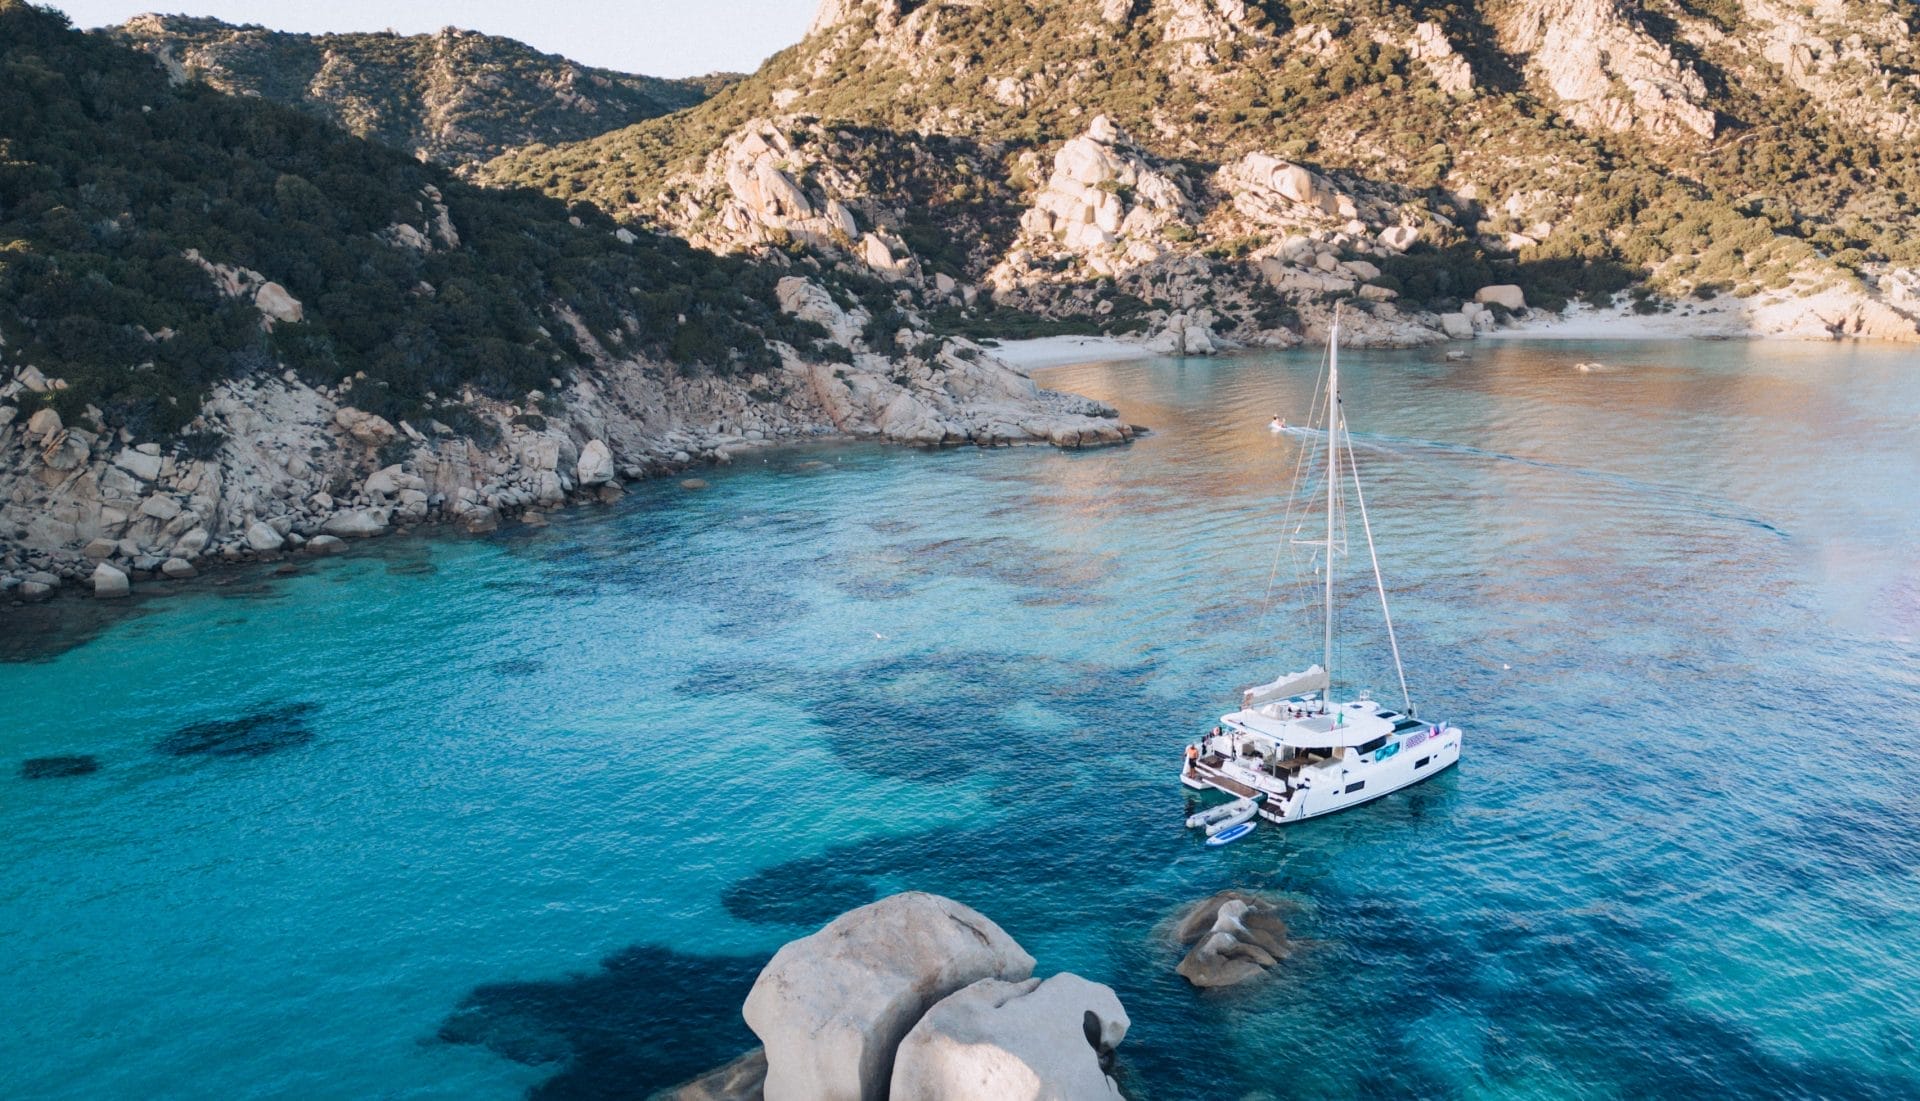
[1242,665,1329,709]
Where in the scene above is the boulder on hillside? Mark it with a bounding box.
[576,439,615,486]
[1173,890,1294,988]
[1475,284,1527,311]
[743,892,1036,1101]
[334,407,398,448]
[91,562,130,599]
[244,520,285,553]
[322,509,389,538]
[888,973,1130,1101]
[254,282,304,324]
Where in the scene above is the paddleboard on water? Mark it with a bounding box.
[1206,820,1256,846]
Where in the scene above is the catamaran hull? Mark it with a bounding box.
[1180,730,1462,825]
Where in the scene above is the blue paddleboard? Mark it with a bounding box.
[1206,820,1255,846]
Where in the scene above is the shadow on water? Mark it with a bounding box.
[154,701,318,758]
[438,944,765,1101]
[19,754,102,779]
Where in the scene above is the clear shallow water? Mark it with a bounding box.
[4,340,1919,1100]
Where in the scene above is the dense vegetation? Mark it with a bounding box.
[106,15,734,166]
[0,2,817,440]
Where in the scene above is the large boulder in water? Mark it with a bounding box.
[1173,890,1293,988]
[743,892,1035,1101]
[888,974,1129,1101]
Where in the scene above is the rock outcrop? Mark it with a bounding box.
[1496,0,1717,140]
[889,974,1130,1100]
[1742,0,1920,143]
[743,892,1035,1101]
[1172,890,1294,988]
[994,115,1197,282]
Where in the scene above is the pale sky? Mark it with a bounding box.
[50,1,820,78]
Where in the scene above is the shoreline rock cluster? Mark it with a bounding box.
[660,892,1130,1101]
[1,284,1136,607]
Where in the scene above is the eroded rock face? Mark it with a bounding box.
[743,892,1035,1101]
[995,116,1195,283]
[1496,0,1716,140]
[889,973,1130,1101]
[1173,890,1293,988]
[1744,0,1919,143]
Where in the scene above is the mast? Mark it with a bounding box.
[1323,304,1340,699]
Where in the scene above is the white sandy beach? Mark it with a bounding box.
[1488,300,1754,340]
[987,334,1156,370]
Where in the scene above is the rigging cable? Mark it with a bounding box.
[1345,420,1411,713]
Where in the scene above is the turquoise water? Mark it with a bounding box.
[4,340,1919,1099]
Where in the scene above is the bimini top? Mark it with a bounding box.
[1220,699,1395,749]
[1241,665,1329,710]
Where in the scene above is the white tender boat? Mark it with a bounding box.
[1180,306,1464,824]
[1185,795,1260,831]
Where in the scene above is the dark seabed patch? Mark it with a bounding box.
[489,658,548,677]
[681,649,1169,785]
[20,754,102,779]
[438,945,765,1101]
[0,599,155,663]
[724,786,1182,934]
[155,702,318,758]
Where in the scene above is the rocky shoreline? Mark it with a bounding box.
[1,277,1139,611]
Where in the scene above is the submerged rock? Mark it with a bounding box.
[889,973,1130,1101]
[21,754,102,779]
[744,891,1035,1101]
[652,1048,768,1101]
[1173,890,1294,988]
[156,702,316,758]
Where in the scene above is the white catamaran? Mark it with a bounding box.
[1181,307,1463,825]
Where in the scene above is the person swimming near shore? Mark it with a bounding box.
[1268,415,1287,432]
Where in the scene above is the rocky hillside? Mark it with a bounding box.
[106,13,736,165]
[485,0,1920,346]
[0,2,1130,603]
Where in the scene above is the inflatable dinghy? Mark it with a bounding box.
[1186,795,1259,831]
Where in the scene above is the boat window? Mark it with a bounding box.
[1355,736,1388,756]
[1392,717,1425,733]
[1344,781,1365,794]
[1415,756,1431,769]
